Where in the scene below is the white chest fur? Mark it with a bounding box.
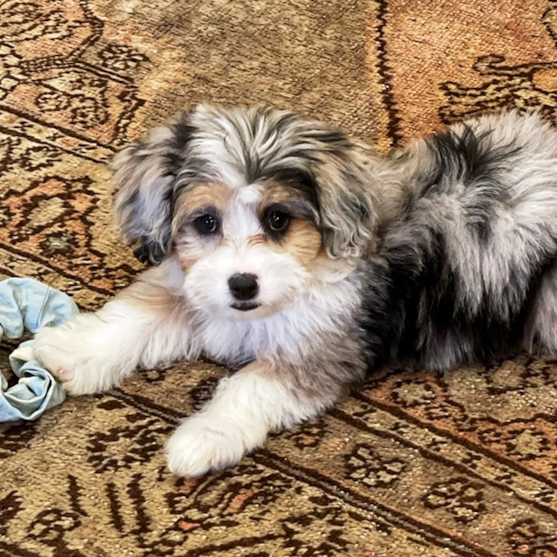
[194,275,362,365]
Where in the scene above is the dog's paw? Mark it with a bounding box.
[33,317,124,396]
[33,325,84,391]
[166,415,249,477]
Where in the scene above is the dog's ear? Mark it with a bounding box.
[309,130,378,259]
[112,112,194,265]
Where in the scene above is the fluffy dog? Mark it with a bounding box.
[33,105,557,477]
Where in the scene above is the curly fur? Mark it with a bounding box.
[33,106,557,477]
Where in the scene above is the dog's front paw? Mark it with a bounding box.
[33,316,127,396]
[166,416,251,477]
[33,324,88,394]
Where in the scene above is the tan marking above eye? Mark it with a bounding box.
[182,182,231,213]
[260,183,292,205]
[258,182,308,216]
[172,182,231,233]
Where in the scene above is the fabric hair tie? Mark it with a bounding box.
[0,278,79,422]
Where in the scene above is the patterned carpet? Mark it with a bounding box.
[2,0,557,555]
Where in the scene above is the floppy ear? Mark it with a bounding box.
[310,131,378,259]
[112,113,194,265]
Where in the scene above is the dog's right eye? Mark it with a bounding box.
[193,214,220,235]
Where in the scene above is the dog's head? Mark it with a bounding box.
[113,105,378,319]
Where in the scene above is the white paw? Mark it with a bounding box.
[166,415,254,477]
[33,325,81,391]
[33,317,127,396]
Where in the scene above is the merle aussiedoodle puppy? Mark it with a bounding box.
[33,106,557,476]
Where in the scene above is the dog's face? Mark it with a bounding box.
[171,175,323,320]
[112,105,377,320]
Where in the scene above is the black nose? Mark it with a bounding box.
[228,273,259,301]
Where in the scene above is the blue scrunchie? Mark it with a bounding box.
[0,278,79,422]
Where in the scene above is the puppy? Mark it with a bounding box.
[33,105,557,477]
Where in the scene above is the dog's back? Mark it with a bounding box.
[359,111,557,370]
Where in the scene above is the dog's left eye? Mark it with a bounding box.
[193,214,220,235]
[267,210,290,232]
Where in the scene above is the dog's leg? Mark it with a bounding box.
[33,266,195,395]
[166,358,351,477]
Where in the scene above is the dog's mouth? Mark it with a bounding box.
[230,302,261,312]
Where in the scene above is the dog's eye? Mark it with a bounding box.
[267,211,290,233]
[193,214,220,235]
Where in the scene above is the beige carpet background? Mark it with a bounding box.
[2,0,557,555]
